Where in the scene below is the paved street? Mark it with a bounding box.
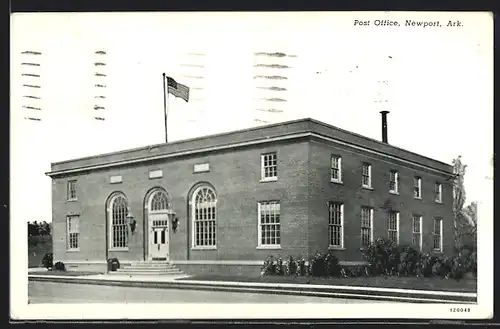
[29,281,390,304]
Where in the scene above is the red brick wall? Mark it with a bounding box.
[308,139,454,261]
[51,134,453,267]
[52,140,310,264]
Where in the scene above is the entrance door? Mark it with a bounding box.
[148,214,169,260]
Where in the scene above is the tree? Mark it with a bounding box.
[461,201,478,249]
[38,221,51,236]
[28,221,39,237]
[451,156,477,251]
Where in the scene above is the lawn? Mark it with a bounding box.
[177,274,477,293]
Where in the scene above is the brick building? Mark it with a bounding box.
[46,115,454,275]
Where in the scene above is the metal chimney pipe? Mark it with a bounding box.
[380,111,389,143]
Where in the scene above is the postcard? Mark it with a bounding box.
[11,11,493,320]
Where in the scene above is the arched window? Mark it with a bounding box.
[109,193,129,249]
[192,185,217,248]
[149,190,169,212]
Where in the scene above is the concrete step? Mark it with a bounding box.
[111,261,183,276]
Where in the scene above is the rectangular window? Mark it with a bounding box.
[67,215,80,250]
[389,170,399,193]
[414,176,422,198]
[261,152,278,181]
[387,211,399,244]
[360,207,373,248]
[67,180,77,200]
[362,163,372,188]
[258,201,281,247]
[435,182,443,203]
[412,215,422,251]
[433,217,443,252]
[328,202,344,248]
[331,155,342,183]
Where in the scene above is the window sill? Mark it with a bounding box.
[257,245,281,250]
[432,249,443,254]
[108,248,129,252]
[191,246,217,251]
[260,177,278,183]
[435,201,443,204]
[362,186,374,190]
[328,246,346,251]
[389,191,399,195]
[414,197,422,200]
[330,180,343,185]
[67,199,78,202]
[66,249,80,252]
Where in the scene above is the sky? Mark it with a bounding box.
[10,12,493,225]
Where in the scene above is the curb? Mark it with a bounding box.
[29,275,477,304]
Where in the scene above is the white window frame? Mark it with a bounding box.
[435,182,443,203]
[66,215,80,251]
[191,185,218,250]
[412,215,423,251]
[108,193,129,251]
[330,155,342,183]
[257,201,281,249]
[260,152,278,182]
[433,217,443,252]
[387,211,400,244]
[328,202,344,249]
[389,170,399,194]
[414,176,422,199]
[360,206,374,248]
[67,180,77,201]
[362,163,372,188]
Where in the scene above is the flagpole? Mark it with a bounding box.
[162,72,168,143]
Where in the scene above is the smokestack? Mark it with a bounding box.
[380,111,389,143]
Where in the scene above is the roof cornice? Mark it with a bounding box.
[46,132,453,178]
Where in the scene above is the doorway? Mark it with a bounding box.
[149,214,169,260]
[146,189,171,261]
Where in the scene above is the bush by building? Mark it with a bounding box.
[261,238,477,281]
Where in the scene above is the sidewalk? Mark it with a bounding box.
[28,273,477,304]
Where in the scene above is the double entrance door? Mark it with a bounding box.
[148,214,170,261]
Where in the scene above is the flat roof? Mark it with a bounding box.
[47,118,453,177]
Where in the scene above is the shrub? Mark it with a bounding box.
[261,255,276,276]
[398,245,421,276]
[417,253,437,277]
[449,255,468,280]
[275,257,285,276]
[54,261,66,271]
[41,252,53,269]
[107,257,121,272]
[285,256,298,276]
[432,256,453,278]
[310,252,327,277]
[297,258,308,276]
[362,238,400,275]
[324,253,341,277]
[341,265,369,277]
[469,251,477,277]
[306,252,341,278]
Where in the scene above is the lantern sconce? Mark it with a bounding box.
[126,212,136,235]
[172,216,179,233]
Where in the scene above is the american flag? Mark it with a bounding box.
[166,76,189,102]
